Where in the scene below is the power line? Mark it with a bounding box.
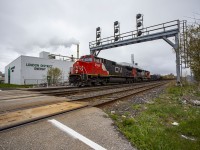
[184,16,200,21]
[192,12,200,16]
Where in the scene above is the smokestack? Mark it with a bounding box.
[131,54,134,64]
[77,44,79,59]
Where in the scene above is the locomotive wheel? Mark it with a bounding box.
[91,82,96,86]
[100,81,106,86]
[73,82,82,87]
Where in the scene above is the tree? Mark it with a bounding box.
[47,67,62,84]
[186,24,200,82]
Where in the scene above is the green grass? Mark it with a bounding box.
[132,104,143,110]
[109,83,200,150]
[0,83,32,88]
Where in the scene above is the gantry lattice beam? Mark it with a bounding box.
[89,20,180,55]
[90,29,178,52]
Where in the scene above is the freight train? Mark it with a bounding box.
[69,55,151,86]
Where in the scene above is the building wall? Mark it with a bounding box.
[21,56,73,85]
[5,55,74,85]
[0,71,5,83]
[5,56,22,84]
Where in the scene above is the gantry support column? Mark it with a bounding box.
[163,34,181,85]
[175,34,181,85]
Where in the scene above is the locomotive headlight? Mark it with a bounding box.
[79,66,83,71]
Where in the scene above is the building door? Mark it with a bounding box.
[8,68,10,84]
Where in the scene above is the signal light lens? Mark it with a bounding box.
[114,28,119,33]
[114,21,119,26]
[96,27,100,31]
[136,14,142,19]
[115,36,119,41]
[137,30,142,36]
[97,34,100,38]
[97,41,101,46]
[137,22,142,27]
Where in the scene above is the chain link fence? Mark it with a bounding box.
[24,79,69,87]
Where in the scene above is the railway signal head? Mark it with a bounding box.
[114,21,120,42]
[136,13,144,37]
[96,27,101,46]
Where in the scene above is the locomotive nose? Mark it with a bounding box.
[73,62,84,74]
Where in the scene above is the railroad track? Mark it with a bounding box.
[0,81,168,131]
[0,81,163,113]
[0,82,149,101]
[67,82,166,107]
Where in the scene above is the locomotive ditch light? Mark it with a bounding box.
[114,28,119,33]
[137,30,142,36]
[136,14,142,19]
[137,22,142,27]
[96,27,101,31]
[114,21,119,26]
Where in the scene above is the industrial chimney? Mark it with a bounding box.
[131,54,134,65]
[77,44,79,59]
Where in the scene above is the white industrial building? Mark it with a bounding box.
[5,51,74,85]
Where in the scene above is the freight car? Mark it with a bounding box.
[69,55,150,86]
[150,74,162,81]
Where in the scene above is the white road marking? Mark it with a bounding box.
[48,119,107,150]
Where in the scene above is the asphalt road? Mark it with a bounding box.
[0,107,135,150]
[0,95,69,113]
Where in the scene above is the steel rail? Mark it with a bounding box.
[68,82,167,106]
[0,82,159,113]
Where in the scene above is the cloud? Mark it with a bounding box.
[0,0,199,75]
[23,36,79,51]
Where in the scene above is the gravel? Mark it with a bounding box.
[102,84,168,118]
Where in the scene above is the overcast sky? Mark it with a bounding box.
[0,0,199,75]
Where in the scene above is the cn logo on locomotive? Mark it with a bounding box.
[95,63,101,67]
[115,67,122,73]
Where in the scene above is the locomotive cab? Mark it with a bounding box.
[69,55,109,86]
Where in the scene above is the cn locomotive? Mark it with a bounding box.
[69,55,150,86]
